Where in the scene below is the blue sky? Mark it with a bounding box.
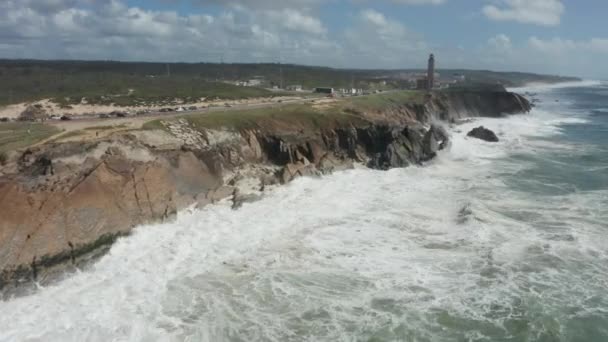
[1,0,607,78]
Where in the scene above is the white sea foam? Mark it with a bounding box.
[0,96,607,341]
[509,80,604,93]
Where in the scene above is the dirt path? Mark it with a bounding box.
[35,96,323,145]
[51,97,321,129]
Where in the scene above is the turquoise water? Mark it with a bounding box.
[0,82,606,341]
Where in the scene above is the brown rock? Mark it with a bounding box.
[206,186,236,203]
[246,131,263,160]
[281,162,319,183]
[0,157,176,283]
[195,193,211,209]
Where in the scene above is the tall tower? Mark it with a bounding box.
[427,53,435,91]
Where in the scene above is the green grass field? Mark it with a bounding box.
[84,124,127,131]
[49,78,277,107]
[143,103,368,132]
[0,122,60,153]
[142,91,424,132]
[0,70,277,107]
[48,129,87,142]
[340,91,426,111]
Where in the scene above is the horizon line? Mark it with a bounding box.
[0,57,580,79]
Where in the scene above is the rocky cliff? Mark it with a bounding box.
[0,90,530,293]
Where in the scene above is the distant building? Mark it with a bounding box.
[427,53,435,90]
[287,85,303,91]
[339,88,363,95]
[247,79,262,86]
[453,73,466,82]
[314,87,334,94]
[237,76,266,87]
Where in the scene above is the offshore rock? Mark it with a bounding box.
[467,126,499,142]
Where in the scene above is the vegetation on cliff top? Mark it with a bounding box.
[142,91,425,131]
[342,91,426,111]
[0,122,60,153]
[0,88,516,152]
[143,104,370,132]
[0,69,274,107]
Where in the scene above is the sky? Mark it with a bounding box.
[1,0,607,78]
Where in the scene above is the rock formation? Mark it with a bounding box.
[467,126,500,142]
[0,89,530,293]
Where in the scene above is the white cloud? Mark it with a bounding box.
[488,34,512,51]
[341,9,428,67]
[263,9,326,35]
[528,36,608,55]
[589,39,608,54]
[176,0,323,11]
[359,9,410,40]
[0,0,428,68]
[3,0,608,78]
[483,0,564,26]
[470,34,608,77]
[0,0,336,64]
[19,0,96,13]
[391,0,446,4]
[176,0,447,8]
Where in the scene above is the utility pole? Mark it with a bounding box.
[276,46,298,89]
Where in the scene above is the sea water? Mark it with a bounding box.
[0,82,606,341]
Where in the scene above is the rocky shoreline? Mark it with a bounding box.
[0,90,530,294]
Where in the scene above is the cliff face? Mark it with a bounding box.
[428,90,532,119]
[0,90,530,292]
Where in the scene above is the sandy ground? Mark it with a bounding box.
[311,98,340,110]
[28,95,325,145]
[0,92,333,148]
[0,96,311,120]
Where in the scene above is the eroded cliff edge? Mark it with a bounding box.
[0,90,530,292]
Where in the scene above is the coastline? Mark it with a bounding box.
[0,89,531,295]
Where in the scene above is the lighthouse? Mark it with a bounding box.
[427,54,435,91]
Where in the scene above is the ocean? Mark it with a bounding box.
[0,81,607,341]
